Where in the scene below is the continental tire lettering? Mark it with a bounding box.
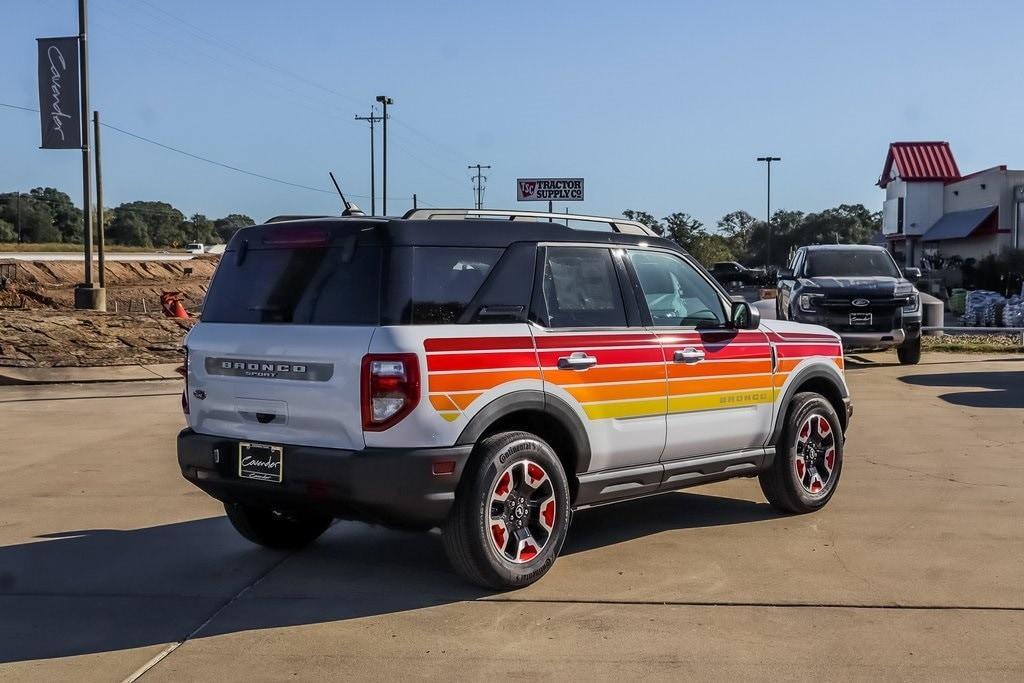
[499,440,534,464]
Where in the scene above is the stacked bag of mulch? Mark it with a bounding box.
[961,290,1005,327]
[1002,295,1024,328]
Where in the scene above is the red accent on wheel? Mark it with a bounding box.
[527,462,545,484]
[491,523,506,550]
[495,471,511,497]
[819,416,831,435]
[825,449,836,471]
[800,421,811,439]
[795,458,805,478]
[519,542,538,562]
[810,479,822,494]
[541,500,556,528]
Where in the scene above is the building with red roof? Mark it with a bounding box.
[879,142,1024,267]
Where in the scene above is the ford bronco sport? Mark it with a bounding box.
[178,208,852,590]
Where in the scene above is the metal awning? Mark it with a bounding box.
[921,206,997,241]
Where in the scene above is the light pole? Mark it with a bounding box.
[375,95,393,215]
[756,156,781,267]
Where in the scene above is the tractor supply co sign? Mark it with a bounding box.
[517,178,584,202]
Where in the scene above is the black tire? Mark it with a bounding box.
[759,392,843,514]
[224,502,332,550]
[897,334,921,365]
[442,431,571,590]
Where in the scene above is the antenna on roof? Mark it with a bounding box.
[329,172,364,216]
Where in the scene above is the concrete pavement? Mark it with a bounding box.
[0,364,182,386]
[2,253,195,262]
[0,355,1022,680]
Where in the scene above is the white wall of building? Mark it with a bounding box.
[904,182,945,236]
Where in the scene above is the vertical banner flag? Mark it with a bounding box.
[37,36,82,149]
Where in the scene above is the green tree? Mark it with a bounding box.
[716,210,757,258]
[0,218,16,242]
[29,187,82,242]
[662,212,708,251]
[0,192,58,242]
[214,213,255,243]
[183,213,218,243]
[108,210,152,247]
[621,210,664,236]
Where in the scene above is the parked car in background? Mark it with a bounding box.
[776,244,922,364]
[710,261,759,288]
[184,242,206,254]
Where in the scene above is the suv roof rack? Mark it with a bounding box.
[401,208,658,236]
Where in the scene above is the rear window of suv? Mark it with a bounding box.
[406,246,503,324]
[201,242,382,325]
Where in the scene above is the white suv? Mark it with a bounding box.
[178,209,852,589]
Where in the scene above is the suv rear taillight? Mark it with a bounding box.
[361,354,420,431]
[179,346,189,415]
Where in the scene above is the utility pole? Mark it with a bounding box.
[15,192,21,243]
[93,111,105,288]
[354,111,383,215]
[756,156,781,268]
[468,163,491,210]
[375,95,393,215]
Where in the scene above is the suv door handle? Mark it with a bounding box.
[674,347,705,363]
[557,352,598,370]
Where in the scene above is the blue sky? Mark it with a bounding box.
[3,0,1024,226]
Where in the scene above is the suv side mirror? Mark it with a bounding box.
[731,300,761,330]
[777,268,794,280]
[901,267,921,279]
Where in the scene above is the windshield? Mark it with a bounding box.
[804,250,900,278]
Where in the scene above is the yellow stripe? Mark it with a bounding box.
[439,411,461,422]
[667,388,773,414]
[583,398,667,420]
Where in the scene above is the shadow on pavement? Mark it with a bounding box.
[0,490,776,663]
[899,370,1024,408]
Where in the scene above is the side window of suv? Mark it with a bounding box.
[629,250,727,327]
[539,246,628,328]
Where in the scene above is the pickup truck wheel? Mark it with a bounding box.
[759,392,843,514]
[442,431,571,590]
[224,502,332,549]
[897,335,921,365]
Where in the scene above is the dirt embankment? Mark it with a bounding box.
[0,258,217,311]
[0,257,215,367]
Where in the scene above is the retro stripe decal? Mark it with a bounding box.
[424,331,842,421]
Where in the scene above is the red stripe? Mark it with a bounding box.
[776,343,842,358]
[534,333,659,349]
[537,347,663,367]
[427,351,538,371]
[764,331,838,343]
[425,336,534,352]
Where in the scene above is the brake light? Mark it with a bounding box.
[180,346,190,415]
[361,354,420,431]
[263,225,329,247]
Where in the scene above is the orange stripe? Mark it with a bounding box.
[669,374,773,395]
[667,359,772,379]
[543,364,665,385]
[451,392,482,410]
[565,382,667,403]
[428,369,542,392]
[777,357,843,373]
[429,395,459,411]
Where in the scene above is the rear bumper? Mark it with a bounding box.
[177,429,473,529]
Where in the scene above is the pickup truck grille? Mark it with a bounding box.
[819,298,906,332]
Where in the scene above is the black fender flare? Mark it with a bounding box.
[769,362,849,446]
[455,390,592,473]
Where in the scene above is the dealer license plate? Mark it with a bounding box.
[238,442,283,483]
[849,312,872,326]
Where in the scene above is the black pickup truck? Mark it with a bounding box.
[776,245,922,364]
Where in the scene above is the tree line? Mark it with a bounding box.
[0,188,253,247]
[622,203,881,267]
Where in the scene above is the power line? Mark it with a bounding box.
[468,164,491,210]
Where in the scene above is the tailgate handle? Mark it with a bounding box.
[255,412,277,424]
[558,352,598,370]
[674,347,705,363]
